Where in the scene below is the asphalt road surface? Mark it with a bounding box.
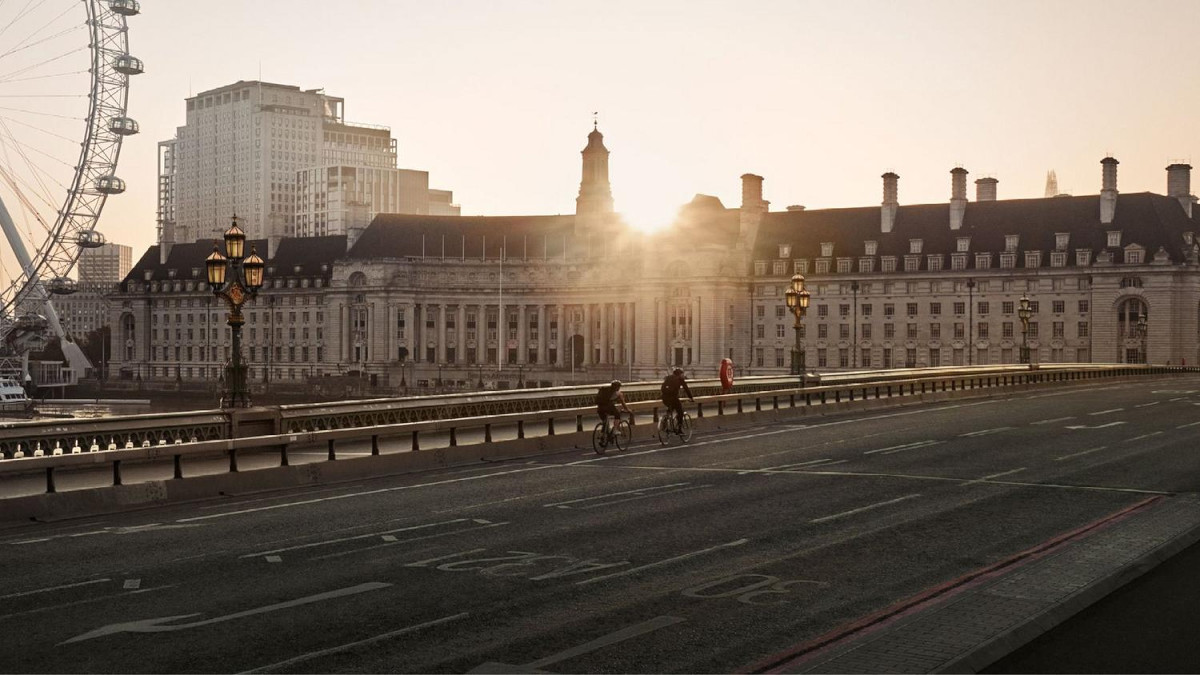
[4,375,1200,673]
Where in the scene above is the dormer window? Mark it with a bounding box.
[1124,244,1144,264]
[1107,231,1122,248]
[1055,233,1069,250]
[1025,251,1042,268]
[1185,232,1195,246]
[779,244,791,258]
[167,269,177,279]
[836,258,852,274]
[1076,249,1092,266]
[1005,235,1019,252]
[909,239,923,254]
[754,261,766,276]
[865,240,878,256]
[956,237,970,253]
[820,242,834,257]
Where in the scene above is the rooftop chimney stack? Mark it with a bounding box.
[1167,163,1194,218]
[1100,156,1119,224]
[975,177,998,202]
[737,173,767,249]
[881,172,899,233]
[950,167,968,230]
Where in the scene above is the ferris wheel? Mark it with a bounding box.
[0,0,141,343]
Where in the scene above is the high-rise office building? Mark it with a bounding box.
[77,243,131,284]
[157,80,458,245]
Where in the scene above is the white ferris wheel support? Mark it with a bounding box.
[0,0,141,381]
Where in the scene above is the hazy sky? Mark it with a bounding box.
[98,0,1200,250]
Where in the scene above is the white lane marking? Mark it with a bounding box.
[265,556,282,563]
[1134,402,1161,408]
[177,465,555,522]
[864,440,937,455]
[881,442,943,456]
[810,494,921,524]
[1125,432,1164,443]
[576,539,749,585]
[242,612,470,674]
[1055,446,1108,461]
[62,582,392,644]
[1177,421,1200,429]
[404,548,487,568]
[571,485,711,509]
[1065,422,1127,430]
[523,616,686,669]
[1170,397,1186,402]
[0,585,177,621]
[381,535,397,542]
[959,427,1013,438]
[0,578,110,600]
[310,521,510,561]
[122,579,141,590]
[581,462,1172,495]
[737,459,834,475]
[1089,408,1125,416]
[544,483,692,507]
[239,519,475,558]
[961,468,1027,486]
[1031,416,1075,425]
[196,485,367,510]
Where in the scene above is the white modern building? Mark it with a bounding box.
[157,80,458,247]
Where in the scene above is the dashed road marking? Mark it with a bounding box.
[959,427,1013,438]
[265,556,282,563]
[122,579,141,590]
[576,539,749,585]
[1134,402,1161,408]
[1125,432,1164,443]
[864,440,939,455]
[1089,408,1125,416]
[1055,446,1108,461]
[1178,421,1200,429]
[961,468,1027,486]
[0,578,109,600]
[1031,416,1075,425]
[811,494,921,524]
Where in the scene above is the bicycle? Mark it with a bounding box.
[656,410,693,445]
[592,411,632,455]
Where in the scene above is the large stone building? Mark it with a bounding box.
[111,127,1200,389]
[157,81,458,246]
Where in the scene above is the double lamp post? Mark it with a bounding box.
[205,217,265,408]
[784,273,811,387]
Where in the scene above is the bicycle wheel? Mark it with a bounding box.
[592,423,608,455]
[614,419,632,452]
[678,414,693,443]
[656,415,670,446]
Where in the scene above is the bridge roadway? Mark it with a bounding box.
[3,374,1200,673]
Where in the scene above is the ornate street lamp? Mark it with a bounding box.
[785,273,812,387]
[1017,294,1032,367]
[1136,314,1148,364]
[205,216,265,407]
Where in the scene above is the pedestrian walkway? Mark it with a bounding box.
[759,494,1200,674]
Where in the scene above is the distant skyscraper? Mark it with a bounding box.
[1045,170,1059,198]
[158,80,458,245]
[77,243,131,284]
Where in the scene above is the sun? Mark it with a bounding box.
[619,197,679,234]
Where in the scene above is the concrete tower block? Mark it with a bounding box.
[950,167,968,230]
[1101,157,1119,224]
[1167,163,1194,217]
[881,172,899,233]
[975,177,998,202]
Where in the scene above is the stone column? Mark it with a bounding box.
[556,304,566,366]
[537,304,547,365]
[625,302,634,368]
[600,303,609,364]
[584,303,593,366]
[518,304,528,363]
[413,304,422,363]
[457,304,466,364]
[433,304,444,364]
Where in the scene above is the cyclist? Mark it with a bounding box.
[660,368,694,432]
[596,380,630,437]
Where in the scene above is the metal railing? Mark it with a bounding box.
[2,364,1194,496]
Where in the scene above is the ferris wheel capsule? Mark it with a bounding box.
[108,117,139,136]
[77,231,107,248]
[113,54,143,75]
[108,0,140,15]
[94,175,125,194]
[47,277,78,295]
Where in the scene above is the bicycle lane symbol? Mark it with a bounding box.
[681,574,826,605]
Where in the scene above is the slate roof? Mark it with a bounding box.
[347,214,579,260]
[751,193,1197,267]
[123,235,347,284]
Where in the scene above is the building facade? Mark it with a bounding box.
[77,243,131,285]
[157,81,457,245]
[113,127,1200,389]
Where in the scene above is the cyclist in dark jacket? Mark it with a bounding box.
[660,368,694,430]
[596,380,630,435]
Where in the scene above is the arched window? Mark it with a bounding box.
[1116,297,1147,363]
[348,271,367,287]
[1119,276,1143,289]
